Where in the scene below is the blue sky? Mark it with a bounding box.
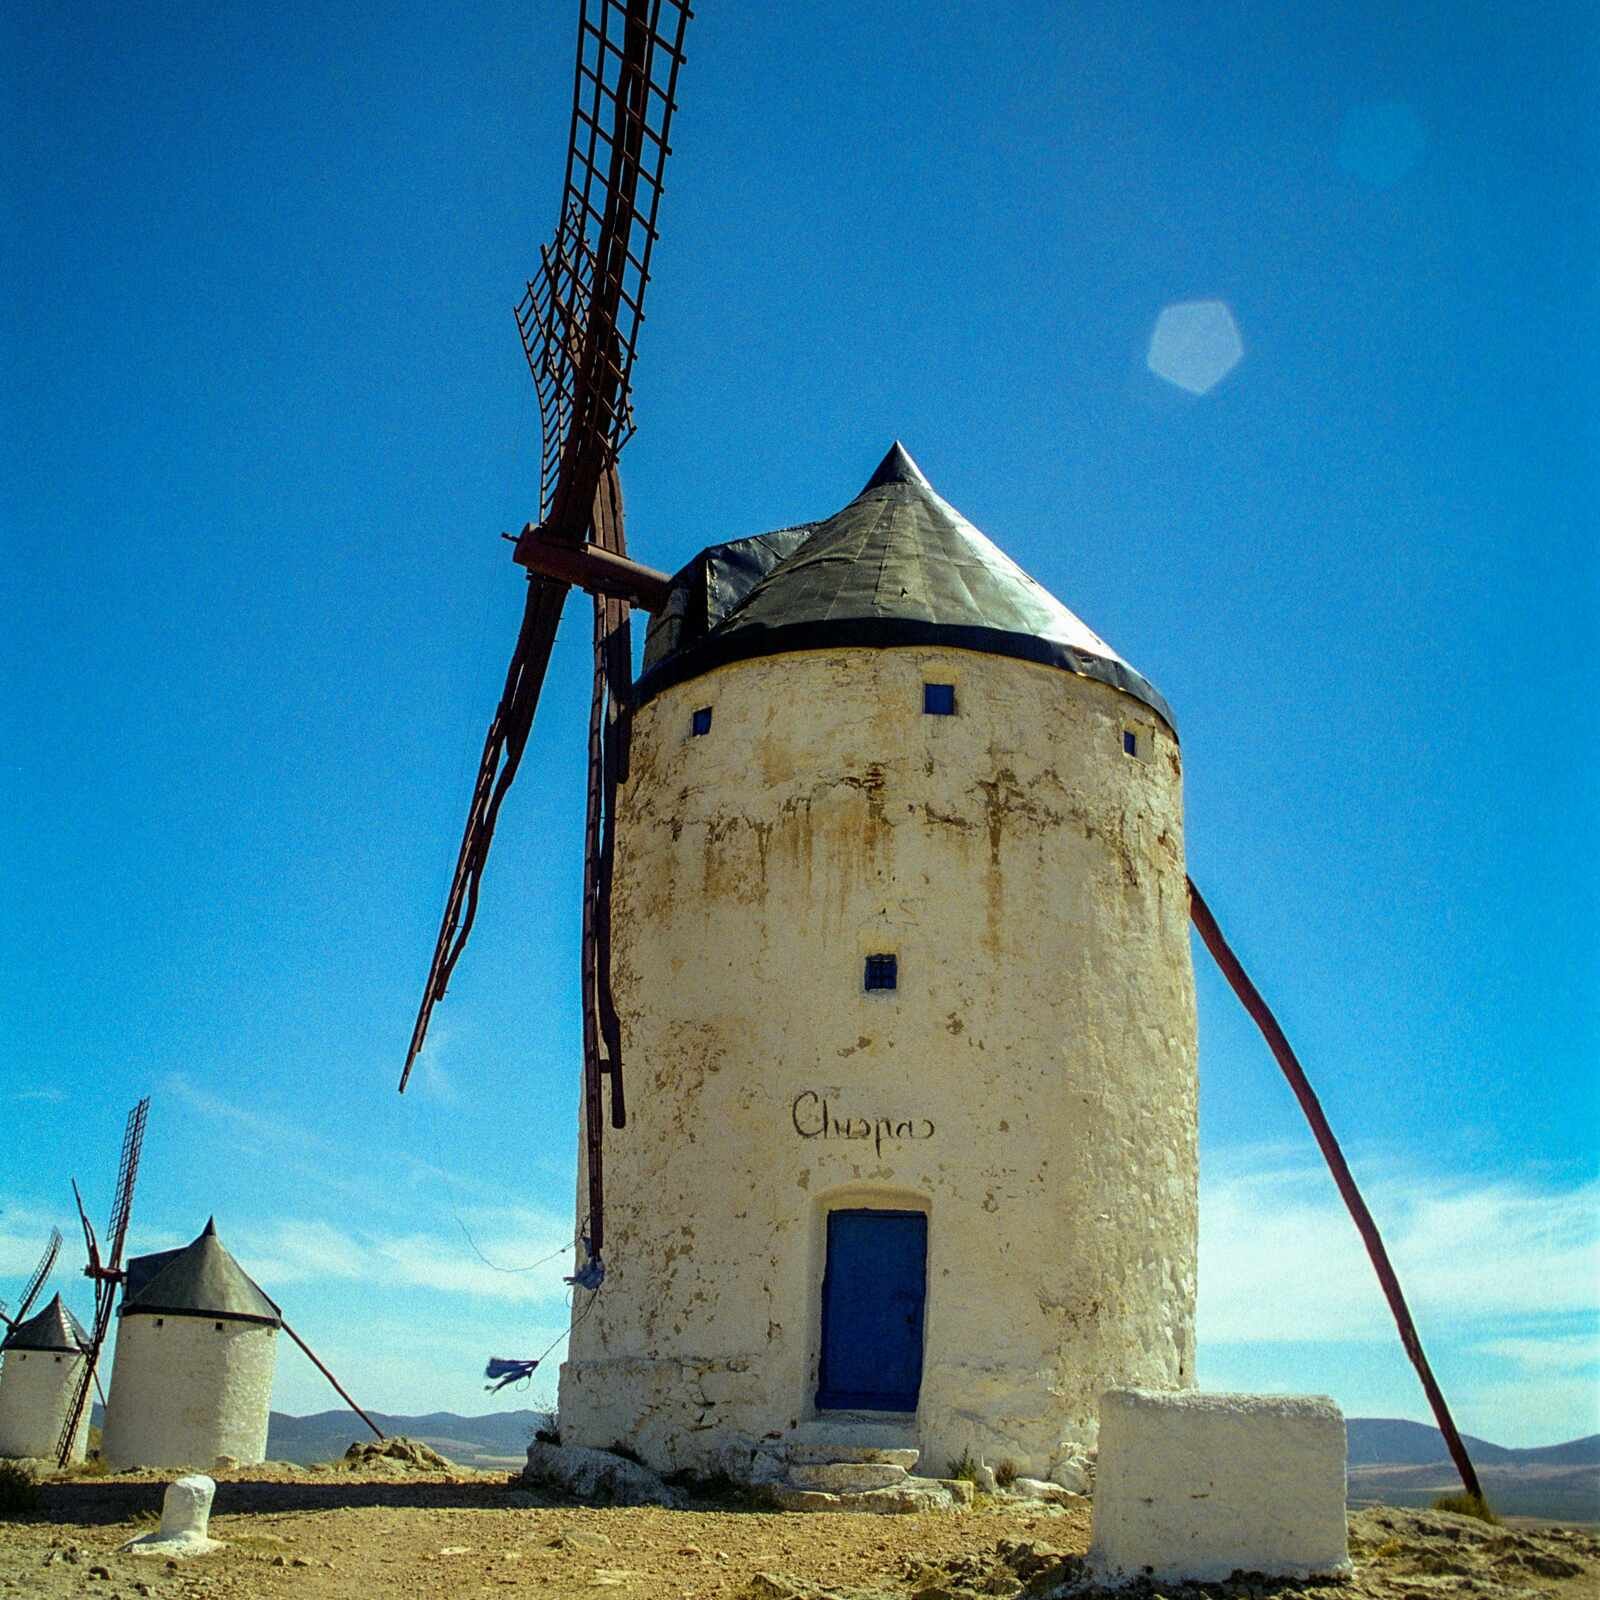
[4,1,1595,1446]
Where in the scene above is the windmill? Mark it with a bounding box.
[398,0,689,1289]
[396,0,1485,1509]
[0,1227,62,1332]
[55,1097,150,1466]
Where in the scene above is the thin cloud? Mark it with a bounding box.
[162,1072,502,1208]
[13,1088,66,1104]
[0,1199,72,1284]
[225,1208,577,1308]
[1475,1333,1599,1376]
[1198,1146,1600,1345]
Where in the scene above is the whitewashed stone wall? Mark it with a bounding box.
[1090,1388,1351,1582]
[0,1348,94,1462]
[101,1316,277,1471]
[559,644,1198,1476]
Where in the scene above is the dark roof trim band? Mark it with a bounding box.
[634,615,1177,733]
[119,1303,283,1329]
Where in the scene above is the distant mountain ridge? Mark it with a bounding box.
[1345,1417,1600,1469]
[265,1408,548,1467]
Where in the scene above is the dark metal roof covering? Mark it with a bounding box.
[638,442,1174,733]
[121,1218,282,1328]
[1,1293,88,1353]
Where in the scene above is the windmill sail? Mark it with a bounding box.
[519,0,691,535]
[1,1228,62,1329]
[57,1098,149,1466]
[402,0,692,1092]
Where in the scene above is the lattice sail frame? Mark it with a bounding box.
[56,1097,150,1467]
[516,0,690,526]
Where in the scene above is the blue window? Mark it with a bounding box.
[864,953,898,991]
[1122,729,1138,756]
[691,706,713,736]
[923,683,956,716]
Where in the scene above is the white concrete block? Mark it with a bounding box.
[122,1474,223,1558]
[1089,1388,1350,1584]
[160,1476,215,1539]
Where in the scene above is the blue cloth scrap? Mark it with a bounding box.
[565,1256,605,1292]
[483,1357,539,1393]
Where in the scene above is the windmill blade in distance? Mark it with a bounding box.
[10,1227,63,1325]
[56,1277,114,1467]
[104,1097,150,1273]
[56,1097,151,1467]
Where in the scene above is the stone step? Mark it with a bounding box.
[785,1443,920,1470]
[770,1476,971,1515]
[786,1419,919,1452]
[788,1461,910,1492]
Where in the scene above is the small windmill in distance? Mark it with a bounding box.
[55,1097,150,1466]
[0,1226,63,1332]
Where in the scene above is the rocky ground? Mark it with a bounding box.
[0,1448,1595,1600]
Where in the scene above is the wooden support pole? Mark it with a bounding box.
[511,523,673,613]
[281,1321,385,1442]
[1187,876,1486,1508]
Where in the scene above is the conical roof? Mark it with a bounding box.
[2,1292,88,1353]
[638,443,1174,730]
[121,1218,281,1327]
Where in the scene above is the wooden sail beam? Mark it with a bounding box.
[511,522,672,612]
[1187,876,1486,1508]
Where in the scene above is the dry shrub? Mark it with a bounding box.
[0,1461,40,1516]
[1433,1490,1499,1525]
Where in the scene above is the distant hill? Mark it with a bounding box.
[264,1408,552,1469]
[1346,1418,1600,1469]
[1344,1419,1599,1523]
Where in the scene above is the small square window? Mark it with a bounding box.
[214,1321,224,1332]
[691,706,713,736]
[923,683,956,716]
[864,953,898,991]
[1123,729,1138,756]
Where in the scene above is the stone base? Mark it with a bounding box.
[1089,1388,1351,1584]
[770,1477,972,1514]
[523,1442,686,1508]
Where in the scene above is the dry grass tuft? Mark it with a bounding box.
[1432,1490,1499,1525]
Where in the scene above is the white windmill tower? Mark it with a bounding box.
[557,443,1197,1476]
[0,1222,94,1466]
[100,1219,283,1471]
[0,1296,93,1463]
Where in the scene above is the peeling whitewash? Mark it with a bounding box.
[559,643,1198,1477]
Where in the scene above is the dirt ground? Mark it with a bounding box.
[1,1457,1597,1600]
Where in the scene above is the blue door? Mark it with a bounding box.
[817,1209,927,1412]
